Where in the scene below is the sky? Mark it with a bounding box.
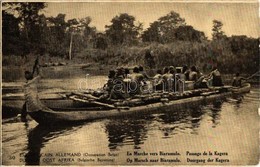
[43,1,259,39]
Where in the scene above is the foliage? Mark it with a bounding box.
[105,13,143,45]
[175,26,207,42]
[212,20,226,40]
[2,4,259,74]
[142,11,188,43]
[2,11,22,55]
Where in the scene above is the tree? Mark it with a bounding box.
[158,11,186,43]
[228,35,259,72]
[212,20,226,40]
[105,13,142,45]
[3,2,47,53]
[2,11,22,55]
[141,21,160,42]
[77,17,97,49]
[142,11,186,43]
[175,25,206,42]
[79,17,96,40]
[48,14,68,41]
[14,3,46,42]
[94,33,108,50]
[44,14,69,56]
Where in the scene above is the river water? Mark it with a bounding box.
[2,66,259,165]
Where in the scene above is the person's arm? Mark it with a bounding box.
[143,73,151,80]
[208,72,213,79]
[232,79,236,86]
[32,56,42,78]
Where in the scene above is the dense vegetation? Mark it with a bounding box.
[3,2,259,73]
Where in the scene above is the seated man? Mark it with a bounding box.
[103,70,116,92]
[153,69,163,90]
[128,67,144,95]
[189,66,198,82]
[110,68,127,99]
[162,67,175,92]
[189,66,208,89]
[139,66,150,80]
[232,73,246,87]
[209,67,224,87]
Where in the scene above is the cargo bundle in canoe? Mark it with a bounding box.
[23,77,251,126]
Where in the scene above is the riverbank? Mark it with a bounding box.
[3,40,258,75]
[2,60,258,85]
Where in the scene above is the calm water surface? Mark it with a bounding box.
[2,66,259,165]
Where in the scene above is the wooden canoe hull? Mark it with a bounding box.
[2,98,102,119]
[28,92,231,126]
[231,83,251,94]
[19,77,250,126]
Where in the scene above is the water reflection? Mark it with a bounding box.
[209,101,223,128]
[105,115,153,150]
[156,107,204,136]
[190,107,204,132]
[25,125,76,165]
[105,107,207,148]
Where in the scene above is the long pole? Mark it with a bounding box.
[246,71,260,80]
[69,32,73,60]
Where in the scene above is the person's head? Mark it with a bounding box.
[183,65,188,73]
[25,71,33,80]
[169,69,175,74]
[191,66,197,72]
[108,70,116,78]
[236,73,240,77]
[124,68,130,75]
[157,69,162,75]
[176,68,182,73]
[212,66,217,71]
[139,66,144,72]
[133,67,139,73]
[169,66,175,71]
[116,67,124,77]
[163,67,169,74]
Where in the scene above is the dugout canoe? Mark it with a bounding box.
[24,77,251,126]
[2,89,79,118]
[231,83,251,94]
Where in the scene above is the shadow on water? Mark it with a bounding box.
[105,115,153,150]
[189,107,204,130]
[208,101,223,128]
[157,106,205,135]
[24,124,78,165]
[105,106,207,149]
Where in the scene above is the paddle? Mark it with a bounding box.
[32,55,40,76]
[69,92,130,110]
[245,71,259,80]
[69,96,116,109]
[71,92,99,100]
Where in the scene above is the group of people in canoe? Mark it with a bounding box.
[102,65,226,100]
[23,57,247,101]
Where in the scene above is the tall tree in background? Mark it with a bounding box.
[16,3,46,47]
[94,33,108,50]
[3,2,47,54]
[105,13,143,45]
[46,14,69,56]
[2,11,21,55]
[175,25,206,42]
[158,11,186,43]
[79,17,96,44]
[212,20,226,40]
[142,21,160,42]
[142,11,186,43]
